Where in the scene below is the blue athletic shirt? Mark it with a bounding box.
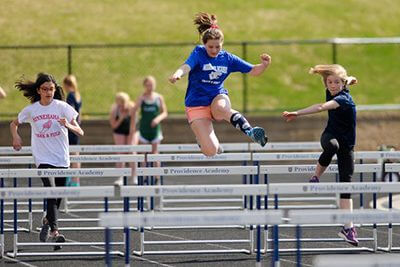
[184,45,253,107]
[325,89,356,148]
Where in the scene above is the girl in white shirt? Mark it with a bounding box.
[10,73,84,250]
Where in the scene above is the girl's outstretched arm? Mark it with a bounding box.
[249,54,271,76]
[282,100,339,122]
[169,64,191,84]
[10,119,23,150]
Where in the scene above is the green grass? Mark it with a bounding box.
[0,0,399,117]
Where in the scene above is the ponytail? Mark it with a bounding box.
[193,12,224,44]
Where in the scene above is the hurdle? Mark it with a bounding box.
[267,181,400,261]
[127,166,259,256]
[0,155,144,233]
[259,164,383,255]
[0,168,130,258]
[99,209,283,267]
[290,209,400,267]
[379,163,400,252]
[313,254,400,267]
[146,153,253,211]
[102,183,400,267]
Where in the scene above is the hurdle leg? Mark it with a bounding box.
[105,227,112,267]
[134,175,145,256]
[1,178,4,257]
[62,197,69,214]
[373,172,378,252]
[256,225,261,267]
[28,177,33,232]
[263,174,269,254]
[359,159,364,209]
[123,176,131,265]
[243,160,248,210]
[388,172,393,252]
[13,178,18,258]
[296,225,301,267]
[272,194,280,267]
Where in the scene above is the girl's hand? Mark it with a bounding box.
[151,119,158,128]
[12,135,22,151]
[58,118,69,128]
[168,74,180,84]
[260,53,271,67]
[282,111,298,122]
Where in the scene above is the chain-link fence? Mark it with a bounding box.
[0,37,399,117]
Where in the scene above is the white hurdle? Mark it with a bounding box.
[0,168,130,258]
[379,163,400,252]
[0,155,144,233]
[259,164,383,255]
[131,166,259,256]
[99,209,283,267]
[290,209,400,267]
[146,153,253,211]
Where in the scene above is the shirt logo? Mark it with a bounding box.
[40,120,52,133]
[202,64,228,80]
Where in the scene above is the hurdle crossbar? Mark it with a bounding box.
[314,254,400,267]
[0,168,131,178]
[99,210,283,228]
[136,166,257,176]
[0,154,144,164]
[260,164,382,174]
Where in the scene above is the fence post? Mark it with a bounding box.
[67,45,72,74]
[242,42,248,113]
[332,42,337,64]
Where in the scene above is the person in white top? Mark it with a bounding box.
[10,73,84,250]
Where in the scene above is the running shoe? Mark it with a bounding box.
[338,226,359,246]
[39,217,50,242]
[247,127,268,147]
[50,232,66,251]
[309,176,320,183]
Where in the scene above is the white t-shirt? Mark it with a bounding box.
[18,99,78,167]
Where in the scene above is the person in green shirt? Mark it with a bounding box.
[133,76,168,167]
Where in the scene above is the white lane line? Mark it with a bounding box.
[2,255,38,267]
[66,212,175,267]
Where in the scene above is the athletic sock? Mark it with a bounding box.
[230,112,252,135]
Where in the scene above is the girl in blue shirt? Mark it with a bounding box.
[283,64,358,246]
[169,12,271,156]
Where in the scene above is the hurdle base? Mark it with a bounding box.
[132,249,251,255]
[263,247,375,254]
[143,239,251,245]
[17,241,125,247]
[377,246,400,252]
[265,237,375,243]
[6,251,124,258]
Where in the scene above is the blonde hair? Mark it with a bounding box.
[115,92,130,106]
[63,74,80,100]
[309,64,357,87]
[143,75,156,87]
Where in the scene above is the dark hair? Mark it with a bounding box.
[194,12,224,44]
[15,73,64,103]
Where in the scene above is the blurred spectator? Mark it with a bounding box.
[0,86,7,99]
[63,75,82,186]
[109,92,137,185]
[133,76,168,170]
